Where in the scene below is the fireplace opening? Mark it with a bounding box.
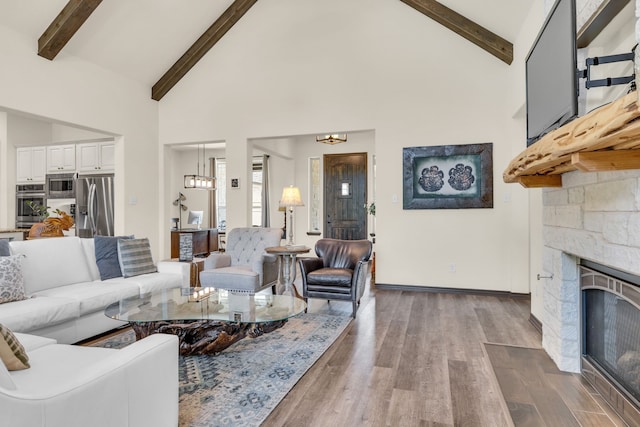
[581,259,640,425]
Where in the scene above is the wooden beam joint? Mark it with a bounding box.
[571,150,640,172]
[517,175,563,188]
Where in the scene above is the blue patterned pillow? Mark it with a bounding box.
[0,240,9,257]
[117,238,157,278]
[95,235,133,280]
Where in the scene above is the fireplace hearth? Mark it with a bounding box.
[581,260,640,426]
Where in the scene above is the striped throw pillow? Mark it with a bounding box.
[0,323,29,371]
[117,237,157,278]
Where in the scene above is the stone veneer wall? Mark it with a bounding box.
[539,0,640,375]
[542,170,640,372]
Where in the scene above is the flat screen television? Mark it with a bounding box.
[526,0,578,146]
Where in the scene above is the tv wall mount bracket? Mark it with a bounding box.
[578,50,635,90]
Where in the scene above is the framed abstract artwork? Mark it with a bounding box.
[403,143,493,209]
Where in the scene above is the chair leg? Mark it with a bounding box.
[304,297,308,313]
[352,301,357,318]
[272,284,277,294]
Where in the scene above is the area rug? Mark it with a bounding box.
[88,312,352,426]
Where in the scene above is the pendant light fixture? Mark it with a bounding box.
[316,134,347,145]
[184,144,216,190]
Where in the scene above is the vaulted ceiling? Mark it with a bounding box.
[0,0,534,100]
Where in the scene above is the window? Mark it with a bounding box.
[215,159,226,231]
[251,158,263,227]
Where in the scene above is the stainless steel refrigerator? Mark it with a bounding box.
[75,174,115,237]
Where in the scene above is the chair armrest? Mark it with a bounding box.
[257,254,278,285]
[299,257,324,276]
[352,259,371,299]
[203,253,231,269]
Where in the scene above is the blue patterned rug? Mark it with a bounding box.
[89,312,351,426]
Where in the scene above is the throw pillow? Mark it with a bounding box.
[94,235,133,280]
[117,237,157,278]
[0,240,10,257]
[0,323,29,371]
[0,255,26,304]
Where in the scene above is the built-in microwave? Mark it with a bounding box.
[46,173,76,199]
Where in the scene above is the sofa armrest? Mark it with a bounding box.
[0,334,179,427]
[157,260,191,287]
[203,253,232,270]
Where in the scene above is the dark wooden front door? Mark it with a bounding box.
[324,152,367,240]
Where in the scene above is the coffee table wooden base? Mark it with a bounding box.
[131,319,287,355]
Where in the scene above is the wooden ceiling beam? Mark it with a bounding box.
[38,0,103,60]
[152,0,258,101]
[398,0,513,65]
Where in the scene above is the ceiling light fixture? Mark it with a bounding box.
[316,134,347,145]
[184,144,216,190]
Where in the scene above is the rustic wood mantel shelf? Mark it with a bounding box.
[503,91,640,188]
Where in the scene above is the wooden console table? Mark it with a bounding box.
[170,228,219,259]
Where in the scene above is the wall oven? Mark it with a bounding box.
[16,183,46,228]
[46,173,76,199]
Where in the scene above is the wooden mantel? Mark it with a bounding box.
[503,91,640,188]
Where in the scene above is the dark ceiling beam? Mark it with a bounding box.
[152,0,258,101]
[38,0,103,60]
[398,0,513,65]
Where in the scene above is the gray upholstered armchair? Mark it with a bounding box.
[199,227,282,293]
[298,238,373,317]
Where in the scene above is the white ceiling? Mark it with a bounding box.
[0,0,535,89]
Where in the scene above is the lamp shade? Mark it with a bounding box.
[280,186,304,207]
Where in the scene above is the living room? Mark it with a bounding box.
[1,0,639,425]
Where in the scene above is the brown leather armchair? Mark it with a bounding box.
[298,238,372,318]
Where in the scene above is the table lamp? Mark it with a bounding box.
[280,185,304,246]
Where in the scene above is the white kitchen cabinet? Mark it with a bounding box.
[76,142,115,172]
[47,144,76,172]
[16,147,46,183]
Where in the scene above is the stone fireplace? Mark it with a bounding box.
[542,169,640,373]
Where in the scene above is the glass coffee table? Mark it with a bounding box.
[105,287,307,355]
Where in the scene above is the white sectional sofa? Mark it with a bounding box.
[0,332,179,427]
[1,236,188,344]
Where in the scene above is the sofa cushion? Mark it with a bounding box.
[13,333,57,352]
[0,255,26,304]
[35,281,140,316]
[117,238,157,278]
[9,237,93,295]
[94,235,134,281]
[0,240,10,257]
[200,266,259,292]
[0,296,79,333]
[108,272,183,295]
[0,323,29,370]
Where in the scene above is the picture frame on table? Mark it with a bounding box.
[402,143,493,209]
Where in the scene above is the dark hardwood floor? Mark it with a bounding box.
[263,282,627,426]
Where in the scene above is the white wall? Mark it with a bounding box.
[159,0,532,292]
[0,25,161,254]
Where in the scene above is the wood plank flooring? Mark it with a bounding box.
[262,285,627,426]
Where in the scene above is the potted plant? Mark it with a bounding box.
[25,201,74,239]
